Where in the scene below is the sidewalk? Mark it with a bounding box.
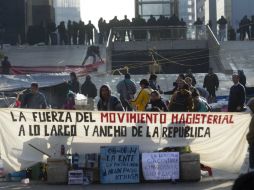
[0,181,234,190]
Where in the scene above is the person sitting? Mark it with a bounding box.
[68,72,80,94]
[81,75,97,110]
[131,79,153,111]
[97,85,124,111]
[63,91,76,110]
[164,73,185,95]
[169,79,193,112]
[21,83,48,109]
[1,56,11,75]
[192,89,211,112]
[147,90,168,112]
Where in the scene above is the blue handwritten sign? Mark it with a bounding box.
[100,145,140,184]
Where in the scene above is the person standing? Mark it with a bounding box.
[251,15,254,40]
[116,73,137,111]
[81,75,97,110]
[58,21,67,45]
[97,85,124,111]
[1,56,11,75]
[217,16,227,41]
[203,68,219,103]
[68,72,80,93]
[194,18,203,39]
[21,83,48,109]
[67,20,73,45]
[86,21,95,45]
[238,70,246,87]
[240,16,251,40]
[72,21,79,45]
[228,73,246,112]
[131,79,153,111]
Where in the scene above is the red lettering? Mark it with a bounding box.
[171,114,178,124]
[101,112,108,122]
[207,115,213,124]
[117,113,125,123]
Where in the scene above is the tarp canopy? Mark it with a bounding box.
[0,73,69,92]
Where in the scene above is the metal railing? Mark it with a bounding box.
[107,25,207,43]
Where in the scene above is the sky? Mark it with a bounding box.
[80,0,135,28]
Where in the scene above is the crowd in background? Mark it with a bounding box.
[0,14,254,47]
[16,68,247,114]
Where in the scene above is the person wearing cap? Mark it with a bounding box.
[116,73,137,111]
[21,83,48,109]
[131,79,153,111]
[81,75,97,110]
[97,85,124,111]
[247,98,254,172]
[228,73,246,112]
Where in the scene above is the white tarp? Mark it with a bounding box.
[0,109,251,176]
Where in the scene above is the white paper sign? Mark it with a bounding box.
[142,152,180,180]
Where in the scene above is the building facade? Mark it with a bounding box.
[0,0,27,44]
[27,0,55,26]
[196,0,205,22]
[135,0,178,20]
[53,0,81,25]
[178,0,196,26]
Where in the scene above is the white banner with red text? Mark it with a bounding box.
[0,109,251,176]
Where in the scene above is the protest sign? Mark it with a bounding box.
[142,152,179,180]
[0,109,250,176]
[100,145,140,184]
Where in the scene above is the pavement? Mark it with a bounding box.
[0,181,234,190]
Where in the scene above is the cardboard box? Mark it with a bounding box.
[68,170,83,185]
[84,168,99,183]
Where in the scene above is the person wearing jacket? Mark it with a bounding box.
[81,75,97,110]
[116,73,137,111]
[228,73,246,112]
[203,68,219,103]
[97,85,124,111]
[147,90,168,112]
[131,79,153,111]
[169,79,193,112]
[247,98,254,172]
[68,72,80,93]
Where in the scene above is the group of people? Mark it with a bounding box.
[25,14,190,46]
[238,15,254,41]
[17,67,248,113]
[98,14,188,43]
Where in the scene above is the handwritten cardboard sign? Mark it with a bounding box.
[100,145,140,184]
[142,152,179,180]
